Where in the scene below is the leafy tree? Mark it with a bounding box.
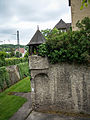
[20,53,22,57]
[6,53,11,58]
[0,51,6,60]
[10,48,15,57]
[24,49,29,58]
[15,51,22,57]
[38,17,90,64]
[81,0,90,9]
[41,29,51,39]
[76,17,90,34]
[42,28,61,40]
[0,51,6,67]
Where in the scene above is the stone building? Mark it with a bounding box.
[54,19,71,32]
[69,0,90,30]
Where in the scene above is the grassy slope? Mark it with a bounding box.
[0,76,31,120]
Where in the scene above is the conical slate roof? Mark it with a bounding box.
[27,29,46,46]
[54,19,67,29]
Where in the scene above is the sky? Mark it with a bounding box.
[0,0,71,45]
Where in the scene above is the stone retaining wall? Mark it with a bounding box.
[29,55,90,114]
[6,65,20,85]
[0,65,20,92]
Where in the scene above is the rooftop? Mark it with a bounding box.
[54,19,71,30]
[27,29,46,46]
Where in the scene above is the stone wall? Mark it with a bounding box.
[0,65,20,92]
[29,55,90,114]
[6,65,20,85]
[70,0,90,31]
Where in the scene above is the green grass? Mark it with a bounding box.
[0,76,31,120]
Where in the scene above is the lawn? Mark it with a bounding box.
[0,76,31,120]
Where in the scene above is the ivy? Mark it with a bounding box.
[17,62,29,80]
[0,67,10,90]
[0,62,30,91]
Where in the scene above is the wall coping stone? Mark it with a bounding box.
[29,55,49,70]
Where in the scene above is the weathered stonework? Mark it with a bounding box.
[29,55,90,114]
[0,65,20,92]
[7,65,20,85]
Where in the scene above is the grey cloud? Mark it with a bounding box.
[0,28,16,34]
[0,0,68,23]
[0,0,71,45]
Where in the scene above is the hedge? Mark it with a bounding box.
[0,62,29,91]
[17,62,29,80]
[0,57,28,67]
[0,67,10,90]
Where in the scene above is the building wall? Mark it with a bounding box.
[71,0,90,31]
[29,55,90,114]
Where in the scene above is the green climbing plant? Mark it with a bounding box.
[0,67,10,90]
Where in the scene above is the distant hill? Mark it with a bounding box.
[0,44,28,52]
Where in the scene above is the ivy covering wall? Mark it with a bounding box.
[17,62,29,80]
[0,62,29,91]
[0,67,10,90]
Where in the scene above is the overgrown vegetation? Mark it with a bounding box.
[81,0,90,9]
[38,17,90,64]
[0,57,28,67]
[0,62,29,91]
[15,51,22,57]
[17,62,29,80]
[0,77,30,120]
[0,67,10,90]
[0,44,28,52]
[0,51,6,67]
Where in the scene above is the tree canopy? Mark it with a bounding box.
[38,17,90,64]
[81,0,90,9]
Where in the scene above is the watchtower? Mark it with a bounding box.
[27,27,46,55]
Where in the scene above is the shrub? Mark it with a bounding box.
[0,51,6,60]
[0,67,10,90]
[0,57,28,67]
[6,53,11,58]
[15,51,22,57]
[38,43,47,57]
[38,17,90,64]
[24,49,29,58]
[0,51,6,67]
[17,62,29,79]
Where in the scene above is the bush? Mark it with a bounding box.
[0,51,6,67]
[24,49,29,58]
[0,67,10,90]
[17,62,29,79]
[38,17,90,64]
[0,57,28,67]
[6,53,11,58]
[15,51,22,57]
[38,43,47,57]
